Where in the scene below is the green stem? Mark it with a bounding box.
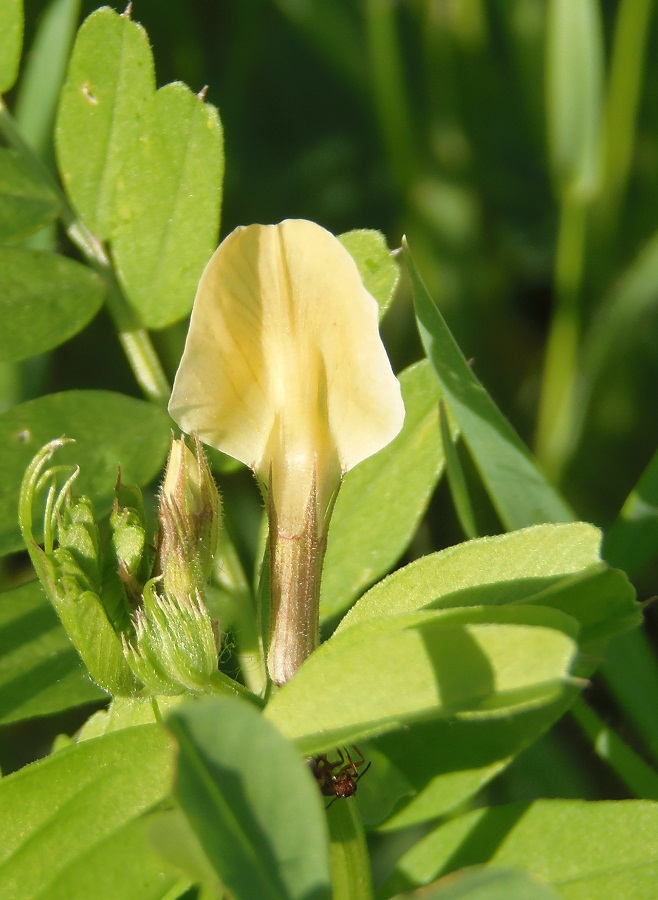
[363,0,417,195]
[209,670,265,708]
[599,0,654,236]
[214,530,266,696]
[0,99,170,405]
[571,697,658,799]
[328,799,373,900]
[535,192,587,478]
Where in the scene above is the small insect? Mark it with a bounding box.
[308,745,371,807]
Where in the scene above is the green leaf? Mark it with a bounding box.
[601,447,658,767]
[388,867,560,900]
[0,725,179,900]
[546,0,603,198]
[0,149,59,240]
[167,696,331,900]
[55,5,155,237]
[0,0,23,93]
[601,630,658,768]
[440,399,477,539]
[0,390,170,557]
[583,231,658,393]
[0,247,104,362]
[321,360,447,622]
[339,229,400,319]
[384,800,658,899]
[266,606,579,755]
[604,445,658,576]
[405,238,574,529]
[339,523,604,631]
[13,0,82,156]
[371,698,574,831]
[0,580,105,724]
[112,82,224,329]
[76,695,183,742]
[328,801,372,900]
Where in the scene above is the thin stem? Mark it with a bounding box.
[535,192,587,478]
[328,799,373,900]
[364,0,417,196]
[571,698,658,800]
[598,0,654,237]
[0,99,171,405]
[214,529,267,696]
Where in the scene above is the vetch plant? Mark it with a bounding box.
[168,219,405,684]
[1,3,658,900]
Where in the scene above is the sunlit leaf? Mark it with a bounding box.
[267,605,579,755]
[321,360,447,622]
[0,725,179,900]
[56,6,155,237]
[405,238,574,529]
[383,799,658,899]
[340,523,604,630]
[339,228,400,319]
[0,0,23,93]
[112,82,224,329]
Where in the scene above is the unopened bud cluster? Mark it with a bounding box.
[19,436,222,697]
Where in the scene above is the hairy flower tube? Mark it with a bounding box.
[169,219,405,684]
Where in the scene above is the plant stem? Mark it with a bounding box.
[0,99,171,406]
[598,0,654,238]
[364,0,417,196]
[328,800,373,900]
[571,697,658,799]
[535,192,587,479]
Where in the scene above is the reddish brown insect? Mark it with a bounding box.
[308,746,371,807]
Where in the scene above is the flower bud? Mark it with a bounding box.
[154,435,221,604]
[18,440,139,696]
[123,578,219,694]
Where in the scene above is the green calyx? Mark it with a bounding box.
[19,437,223,698]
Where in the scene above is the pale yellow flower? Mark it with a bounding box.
[169,219,404,683]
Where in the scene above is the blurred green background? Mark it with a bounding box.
[11,0,658,543]
[6,0,658,806]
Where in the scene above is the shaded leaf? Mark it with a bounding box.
[0,580,105,724]
[13,0,81,156]
[0,246,104,362]
[604,444,658,576]
[0,149,59,241]
[0,391,170,556]
[168,696,331,900]
[371,698,574,831]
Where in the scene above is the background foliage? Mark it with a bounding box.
[2,1,658,897]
